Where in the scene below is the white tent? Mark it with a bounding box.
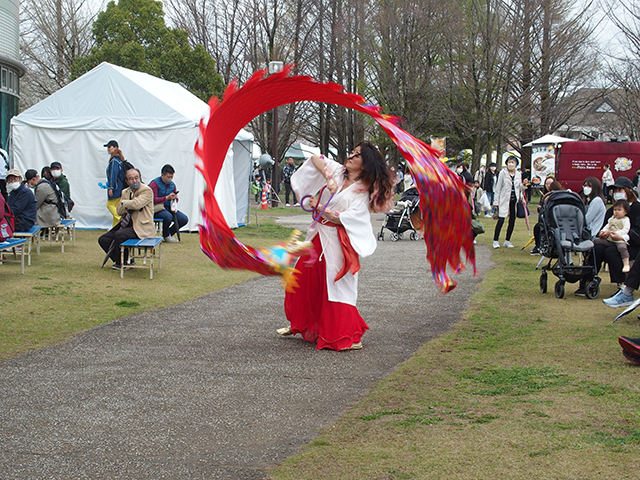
[523,134,575,147]
[284,142,321,160]
[10,62,254,230]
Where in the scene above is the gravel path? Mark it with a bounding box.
[0,214,492,479]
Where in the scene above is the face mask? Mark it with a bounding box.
[6,182,20,192]
[490,167,496,171]
[162,177,172,185]
[507,162,516,171]
[51,170,61,178]
[129,181,141,190]
[456,168,463,174]
[583,186,592,196]
[613,192,627,201]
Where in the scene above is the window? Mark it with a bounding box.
[8,71,12,92]
[1,68,6,89]
[596,102,614,113]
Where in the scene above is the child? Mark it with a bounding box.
[595,199,632,272]
[471,180,487,215]
[252,174,263,203]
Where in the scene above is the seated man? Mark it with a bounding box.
[6,169,36,232]
[34,167,63,228]
[98,168,155,269]
[148,164,188,243]
[50,161,71,200]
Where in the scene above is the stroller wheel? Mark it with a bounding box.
[585,281,600,299]
[540,272,548,294]
[378,232,384,241]
[554,280,565,299]
[390,232,399,242]
[398,232,404,240]
[410,231,420,241]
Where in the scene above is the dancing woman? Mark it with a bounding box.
[277,141,394,351]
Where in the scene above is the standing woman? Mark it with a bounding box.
[483,162,497,217]
[104,140,126,227]
[602,163,614,204]
[277,141,394,351]
[493,155,525,249]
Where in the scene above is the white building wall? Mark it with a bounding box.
[0,0,19,60]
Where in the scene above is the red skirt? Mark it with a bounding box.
[284,235,368,350]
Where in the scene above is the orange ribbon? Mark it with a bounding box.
[319,219,361,281]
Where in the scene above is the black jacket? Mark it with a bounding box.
[8,184,37,231]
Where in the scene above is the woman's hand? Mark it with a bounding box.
[322,208,341,224]
[325,164,338,194]
[108,188,113,198]
[599,230,609,239]
[307,196,318,210]
[609,231,623,242]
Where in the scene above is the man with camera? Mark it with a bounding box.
[148,164,188,243]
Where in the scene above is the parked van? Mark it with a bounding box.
[554,141,640,193]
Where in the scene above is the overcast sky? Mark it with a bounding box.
[591,0,634,58]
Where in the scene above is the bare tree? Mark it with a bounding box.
[604,0,640,139]
[509,0,600,163]
[20,0,98,109]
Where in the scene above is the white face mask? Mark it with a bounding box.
[6,182,20,192]
[583,186,592,196]
[51,170,61,178]
[507,162,516,171]
[490,167,496,172]
[456,168,463,174]
[613,192,627,201]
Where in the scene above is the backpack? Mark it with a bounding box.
[36,180,69,219]
[122,159,135,173]
[0,194,14,241]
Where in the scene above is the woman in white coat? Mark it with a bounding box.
[277,141,394,351]
[493,155,525,248]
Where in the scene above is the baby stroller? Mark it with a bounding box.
[538,190,600,299]
[378,187,421,242]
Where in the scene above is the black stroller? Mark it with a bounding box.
[378,187,421,242]
[538,190,601,299]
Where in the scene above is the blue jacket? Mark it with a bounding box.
[106,155,125,199]
[149,176,177,210]
[8,184,37,231]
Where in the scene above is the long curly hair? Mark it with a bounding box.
[346,141,394,212]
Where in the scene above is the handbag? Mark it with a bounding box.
[471,217,485,235]
[479,192,491,212]
[516,200,529,219]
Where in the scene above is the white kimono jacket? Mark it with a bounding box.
[291,158,377,306]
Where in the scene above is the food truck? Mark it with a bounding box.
[554,141,640,193]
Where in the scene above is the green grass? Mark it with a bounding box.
[270,217,640,479]
[7,206,640,478]
[0,207,299,360]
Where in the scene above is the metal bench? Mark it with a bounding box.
[43,219,76,253]
[12,225,42,266]
[154,217,163,236]
[119,237,163,279]
[0,238,28,274]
